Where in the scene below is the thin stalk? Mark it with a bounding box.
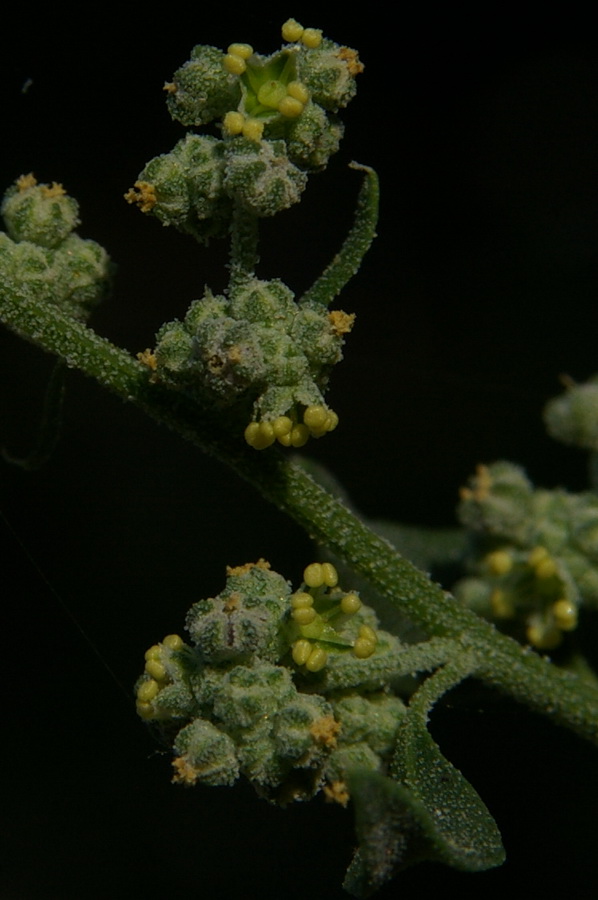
[228,203,260,291]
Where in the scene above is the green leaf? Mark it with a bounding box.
[391,706,506,872]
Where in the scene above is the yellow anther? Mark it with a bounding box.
[485,549,513,576]
[242,118,264,142]
[490,588,515,619]
[163,634,183,650]
[244,420,275,449]
[137,679,159,702]
[144,644,161,661]
[223,111,245,135]
[303,405,328,431]
[282,18,304,42]
[291,592,314,609]
[534,558,558,580]
[304,562,324,588]
[358,624,378,644]
[353,637,376,659]
[301,28,323,48]
[277,432,293,447]
[552,599,578,631]
[305,647,328,672]
[224,53,247,75]
[526,619,562,650]
[278,96,304,118]
[227,43,253,59]
[340,592,361,615]
[326,410,339,431]
[290,423,310,447]
[292,606,317,625]
[528,546,549,567]
[136,700,155,720]
[321,562,338,587]
[145,659,167,681]
[292,639,312,665]
[287,81,310,104]
[272,416,293,438]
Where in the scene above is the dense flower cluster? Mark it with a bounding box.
[456,461,598,648]
[135,560,405,804]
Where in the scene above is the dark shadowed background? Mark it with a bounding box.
[2,6,598,898]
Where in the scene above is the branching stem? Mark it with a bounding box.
[2,290,598,744]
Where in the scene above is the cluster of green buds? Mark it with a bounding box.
[455,461,598,649]
[135,560,405,804]
[0,175,111,320]
[152,277,354,447]
[125,18,363,236]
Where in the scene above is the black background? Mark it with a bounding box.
[2,5,598,898]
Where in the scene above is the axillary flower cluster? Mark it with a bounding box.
[456,461,598,650]
[125,19,371,449]
[135,560,405,805]
[0,174,111,321]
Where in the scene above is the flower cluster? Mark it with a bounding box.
[135,560,405,804]
[455,461,598,649]
[0,175,111,320]
[153,277,353,446]
[125,18,363,237]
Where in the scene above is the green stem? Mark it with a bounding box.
[228,203,260,291]
[2,293,598,744]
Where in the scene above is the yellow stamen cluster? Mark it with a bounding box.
[222,111,264,142]
[303,562,339,588]
[289,563,377,672]
[223,43,254,75]
[281,18,323,48]
[353,624,378,659]
[485,544,579,649]
[136,634,184,720]
[292,639,328,671]
[244,405,338,450]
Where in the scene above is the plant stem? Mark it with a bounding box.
[2,293,598,744]
[228,204,260,290]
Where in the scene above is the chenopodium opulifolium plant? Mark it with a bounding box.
[135,560,505,896]
[454,459,598,650]
[125,19,378,449]
[0,174,111,321]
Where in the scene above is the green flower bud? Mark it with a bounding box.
[212,662,295,729]
[544,377,598,451]
[173,718,240,786]
[127,134,230,243]
[166,45,242,127]
[331,693,406,757]
[286,102,344,170]
[50,235,112,317]
[0,180,111,322]
[2,176,79,248]
[325,741,382,783]
[458,462,534,544]
[185,562,291,664]
[224,138,307,217]
[295,38,362,112]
